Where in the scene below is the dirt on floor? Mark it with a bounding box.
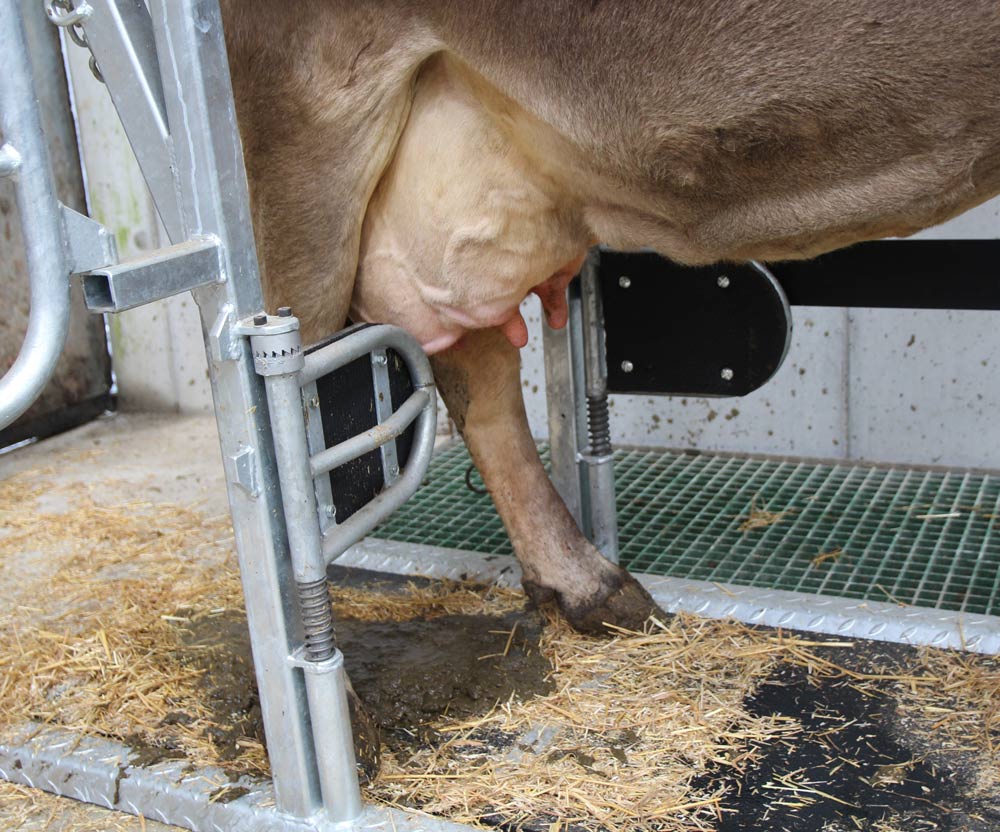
[167,573,553,777]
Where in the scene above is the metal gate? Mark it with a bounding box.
[0,0,111,451]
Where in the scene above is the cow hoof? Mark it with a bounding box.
[525,569,664,636]
[347,683,381,784]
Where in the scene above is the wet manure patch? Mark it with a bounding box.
[695,638,1000,832]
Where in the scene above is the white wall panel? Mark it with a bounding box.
[65,45,211,413]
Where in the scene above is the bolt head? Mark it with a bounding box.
[323,505,336,519]
[721,367,734,381]
[373,353,388,366]
[619,276,632,289]
[717,275,730,288]
[253,313,267,326]
[277,306,292,317]
[621,360,634,373]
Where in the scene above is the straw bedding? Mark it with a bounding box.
[1,457,998,831]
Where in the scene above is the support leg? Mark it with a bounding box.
[432,329,662,634]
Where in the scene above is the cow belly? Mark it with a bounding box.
[350,55,589,353]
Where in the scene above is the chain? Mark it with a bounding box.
[45,0,105,83]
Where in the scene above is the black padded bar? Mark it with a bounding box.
[770,239,1000,310]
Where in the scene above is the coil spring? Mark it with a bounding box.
[297,578,336,662]
[587,394,612,456]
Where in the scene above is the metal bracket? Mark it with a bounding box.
[225,445,259,498]
[80,235,223,313]
[0,142,22,177]
[60,204,118,274]
[208,303,241,362]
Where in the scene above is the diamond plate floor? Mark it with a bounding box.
[376,443,1000,618]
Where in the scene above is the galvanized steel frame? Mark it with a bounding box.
[0,0,81,429]
[1,0,437,827]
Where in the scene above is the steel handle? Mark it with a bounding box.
[0,0,73,431]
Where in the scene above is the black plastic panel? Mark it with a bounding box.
[305,326,414,523]
[772,239,1000,309]
[601,251,791,397]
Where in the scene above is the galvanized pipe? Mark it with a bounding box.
[578,254,620,563]
[297,650,363,822]
[320,396,436,564]
[251,318,362,821]
[309,388,430,478]
[0,0,73,431]
[252,325,328,587]
[301,324,435,388]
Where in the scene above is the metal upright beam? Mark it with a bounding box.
[139,0,324,816]
[70,0,184,235]
[578,257,619,562]
[543,280,594,531]
[544,267,621,562]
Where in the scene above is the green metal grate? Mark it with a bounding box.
[376,443,1000,617]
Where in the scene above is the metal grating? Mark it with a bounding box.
[376,443,1000,618]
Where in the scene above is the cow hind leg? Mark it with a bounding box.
[431,328,662,634]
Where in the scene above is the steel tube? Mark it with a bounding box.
[301,324,434,389]
[149,0,324,813]
[0,0,73,431]
[309,388,430,478]
[578,256,620,563]
[262,368,328,586]
[298,651,363,823]
[322,394,437,564]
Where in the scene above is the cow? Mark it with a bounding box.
[220,0,1000,634]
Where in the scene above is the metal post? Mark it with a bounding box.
[0,0,72,430]
[141,0,325,815]
[542,311,584,527]
[250,314,362,823]
[578,254,619,562]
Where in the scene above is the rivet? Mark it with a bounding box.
[717,275,730,288]
[621,360,634,373]
[373,353,388,366]
[721,367,734,381]
[618,276,631,289]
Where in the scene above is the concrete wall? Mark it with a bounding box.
[66,43,1000,467]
